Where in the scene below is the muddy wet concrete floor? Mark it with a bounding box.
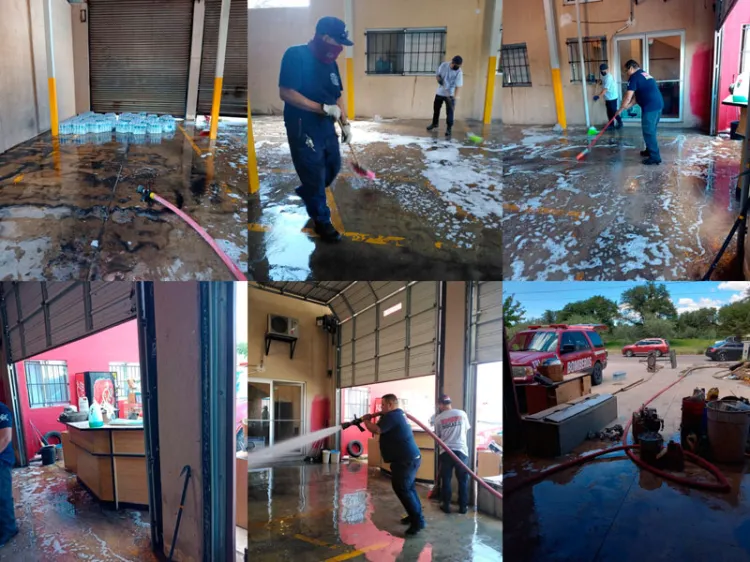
[504,360,750,561]
[249,117,502,281]
[0,463,155,561]
[502,125,743,280]
[0,123,248,280]
[247,461,502,561]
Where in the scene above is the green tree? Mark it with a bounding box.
[503,295,525,328]
[641,314,676,340]
[557,296,620,327]
[718,299,750,337]
[541,310,557,324]
[621,282,677,323]
[676,308,718,339]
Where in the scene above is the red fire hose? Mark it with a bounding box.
[404,412,502,500]
[505,365,732,495]
[136,185,247,281]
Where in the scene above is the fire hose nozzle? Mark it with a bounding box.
[342,416,366,432]
[136,185,154,202]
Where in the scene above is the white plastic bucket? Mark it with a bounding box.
[322,450,331,464]
[330,450,341,464]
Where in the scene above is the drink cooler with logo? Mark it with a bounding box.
[75,371,118,418]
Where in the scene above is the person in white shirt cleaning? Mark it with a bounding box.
[433,394,471,514]
[426,56,464,137]
[593,63,623,131]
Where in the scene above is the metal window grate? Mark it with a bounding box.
[741,25,750,75]
[109,362,142,404]
[25,360,69,409]
[366,29,446,75]
[566,36,608,83]
[344,388,370,420]
[500,43,531,87]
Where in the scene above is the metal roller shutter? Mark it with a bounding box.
[89,0,194,115]
[472,282,503,364]
[719,0,740,30]
[337,282,440,388]
[197,0,248,116]
[0,282,137,363]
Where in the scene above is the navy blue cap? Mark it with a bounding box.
[316,16,354,46]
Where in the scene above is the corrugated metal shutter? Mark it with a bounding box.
[197,0,248,116]
[0,282,137,363]
[719,0,740,30]
[89,0,194,115]
[337,282,439,388]
[474,282,503,364]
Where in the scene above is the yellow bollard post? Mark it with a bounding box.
[248,97,260,195]
[44,0,59,136]
[209,0,231,140]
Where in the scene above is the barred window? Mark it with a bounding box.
[109,362,141,403]
[566,37,608,83]
[366,28,447,75]
[500,44,531,87]
[25,360,69,408]
[344,388,370,420]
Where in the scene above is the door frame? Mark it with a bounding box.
[247,378,306,450]
[613,29,686,123]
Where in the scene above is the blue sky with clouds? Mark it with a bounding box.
[504,282,750,320]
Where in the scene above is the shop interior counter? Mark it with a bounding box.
[61,420,147,508]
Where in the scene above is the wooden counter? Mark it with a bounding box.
[62,421,148,509]
[369,430,436,483]
[236,452,247,530]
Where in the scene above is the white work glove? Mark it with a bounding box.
[322,104,342,120]
[341,123,352,144]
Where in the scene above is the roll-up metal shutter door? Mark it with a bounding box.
[89,0,194,115]
[0,282,137,363]
[197,0,248,116]
[473,282,503,364]
[337,282,440,388]
[719,0,740,30]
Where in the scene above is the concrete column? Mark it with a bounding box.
[186,0,206,121]
[209,0,231,140]
[483,0,503,124]
[542,0,566,129]
[441,282,468,410]
[43,0,59,136]
[344,0,355,120]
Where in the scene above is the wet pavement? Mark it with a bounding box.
[0,121,248,280]
[504,360,750,562]
[0,463,155,562]
[249,117,502,281]
[247,461,502,561]
[501,125,743,280]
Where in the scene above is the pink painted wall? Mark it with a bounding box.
[340,376,436,457]
[15,320,139,461]
[719,2,750,132]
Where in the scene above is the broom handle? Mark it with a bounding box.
[585,109,622,151]
[337,118,362,167]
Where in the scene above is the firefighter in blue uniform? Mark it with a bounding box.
[278,17,353,242]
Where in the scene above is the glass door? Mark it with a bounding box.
[614,31,684,122]
[614,36,644,122]
[273,382,303,448]
[247,381,271,452]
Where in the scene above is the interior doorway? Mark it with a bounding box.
[613,30,685,122]
[247,379,305,451]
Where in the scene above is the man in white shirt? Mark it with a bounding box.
[427,56,464,137]
[433,394,471,514]
[594,63,623,130]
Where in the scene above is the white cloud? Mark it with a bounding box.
[730,293,746,304]
[674,297,724,313]
[717,282,750,292]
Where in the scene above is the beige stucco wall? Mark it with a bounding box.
[502,0,715,127]
[0,0,76,154]
[248,0,500,121]
[248,288,335,432]
[71,3,90,114]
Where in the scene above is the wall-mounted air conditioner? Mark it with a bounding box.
[267,314,299,338]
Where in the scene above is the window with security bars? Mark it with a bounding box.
[741,25,750,75]
[25,360,69,408]
[366,28,446,75]
[344,388,370,420]
[109,362,141,403]
[500,43,531,87]
[566,36,608,83]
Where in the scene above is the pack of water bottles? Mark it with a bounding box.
[58,111,176,144]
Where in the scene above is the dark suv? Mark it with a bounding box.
[706,340,744,361]
[509,324,609,385]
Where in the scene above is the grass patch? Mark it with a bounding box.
[604,339,716,355]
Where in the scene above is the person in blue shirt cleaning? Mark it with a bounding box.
[593,63,623,131]
[362,394,425,536]
[618,59,665,165]
[0,402,17,547]
[278,16,353,243]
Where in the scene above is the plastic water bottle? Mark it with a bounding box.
[132,121,146,136]
[59,121,72,135]
[148,121,162,135]
[116,120,130,134]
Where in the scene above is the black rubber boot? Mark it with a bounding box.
[400,515,411,524]
[427,123,438,131]
[445,127,452,137]
[313,221,342,242]
[640,149,650,157]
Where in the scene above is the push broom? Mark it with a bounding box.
[576,109,623,161]
[338,119,376,180]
